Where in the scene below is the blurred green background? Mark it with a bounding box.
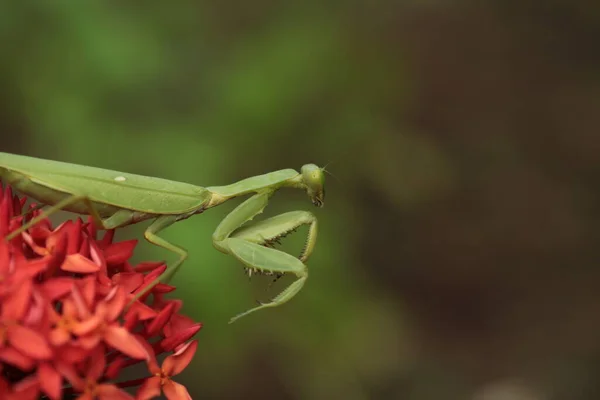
[2,1,600,399]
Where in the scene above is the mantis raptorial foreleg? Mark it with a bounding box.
[211,191,318,323]
[231,211,318,263]
[137,215,189,298]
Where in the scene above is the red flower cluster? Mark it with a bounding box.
[0,186,201,400]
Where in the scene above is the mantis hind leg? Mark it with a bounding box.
[128,215,187,305]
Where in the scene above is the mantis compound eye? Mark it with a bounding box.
[301,164,325,208]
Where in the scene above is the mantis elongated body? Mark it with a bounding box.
[0,152,324,323]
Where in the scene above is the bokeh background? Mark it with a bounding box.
[1,1,600,399]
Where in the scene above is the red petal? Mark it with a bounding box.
[156,299,183,315]
[160,322,202,352]
[124,301,157,331]
[78,276,97,310]
[162,340,198,377]
[163,380,192,400]
[85,216,98,239]
[27,215,52,242]
[0,187,16,233]
[55,361,84,391]
[40,278,75,300]
[131,265,167,301]
[142,264,167,284]
[8,218,24,243]
[78,333,102,350]
[138,337,161,373]
[171,299,184,313]
[0,240,9,275]
[97,270,113,286]
[104,355,127,380]
[12,257,48,282]
[104,286,126,322]
[132,301,157,321]
[120,261,136,273]
[0,188,11,236]
[78,232,91,259]
[91,240,109,278]
[104,240,137,265]
[0,346,35,370]
[99,229,115,247]
[87,345,106,381]
[2,278,32,320]
[45,229,68,258]
[145,301,176,337]
[53,344,88,364]
[62,254,100,273]
[62,298,78,318]
[136,376,162,400]
[38,362,62,400]
[163,312,195,337]
[49,328,70,347]
[152,283,176,294]
[111,272,144,294]
[17,195,27,211]
[70,284,92,319]
[62,220,82,255]
[22,290,46,326]
[123,309,139,332]
[72,313,102,336]
[133,261,165,273]
[11,190,23,214]
[7,325,52,360]
[19,232,49,256]
[104,325,148,359]
[163,313,201,341]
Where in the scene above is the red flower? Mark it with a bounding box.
[136,340,197,400]
[0,185,201,399]
[70,285,148,359]
[58,345,134,400]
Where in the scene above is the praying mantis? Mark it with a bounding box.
[0,152,324,323]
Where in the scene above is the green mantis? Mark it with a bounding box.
[0,152,324,323]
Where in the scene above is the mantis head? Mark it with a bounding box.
[301,164,325,207]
